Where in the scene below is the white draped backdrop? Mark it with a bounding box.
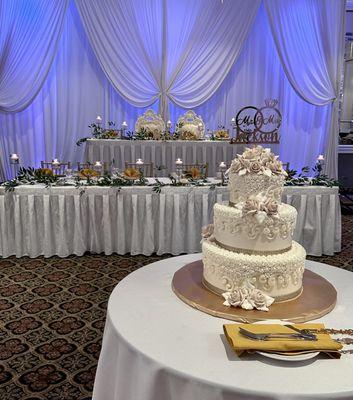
[0,0,345,180]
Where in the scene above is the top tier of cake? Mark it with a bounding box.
[228,146,287,205]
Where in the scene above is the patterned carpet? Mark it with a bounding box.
[0,215,352,400]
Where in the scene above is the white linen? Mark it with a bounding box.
[0,2,341,180]
[75,0,260,119]
[0,0,68,112]
[265,0,346,178]
[0,185,340,258]
[93,255,353,400]
[283,186,341,256]
[84,139,242,177]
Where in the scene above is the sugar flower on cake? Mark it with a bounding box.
[229,146,287,177]
[201,224,214,239]
[222,288,246,308]
[239,194,278,223]
[261,198,279,216]
[222,281,274,311]
[242,197,261,215]
[248,289,274,311]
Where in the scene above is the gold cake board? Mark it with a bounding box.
[172,260,337,323]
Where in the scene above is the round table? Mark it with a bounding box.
[92,255,353,400]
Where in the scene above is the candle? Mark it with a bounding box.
[231,117,235,123]
[52,158,60,165]
[96,115,102,124]
[136,158,144,165]
[122,121,128,129]
[175,158,183,165]
[10,153,19,161]
[167,120,172,128]
[317,154,324,161]
[219,161,226,169]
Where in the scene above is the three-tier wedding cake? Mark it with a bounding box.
[202,146,306,311]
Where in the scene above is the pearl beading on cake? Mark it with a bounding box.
[229,175,285,204]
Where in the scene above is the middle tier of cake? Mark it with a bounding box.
[214,203,297,253]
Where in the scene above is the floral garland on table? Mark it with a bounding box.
[76,119,206,144]
[76,121,120,146]
[151,174,219,194]
[209,125,229,140]
[2,167,148,192]
[230,146,287,177]
[284,164,340,187]
[3,167,60,191]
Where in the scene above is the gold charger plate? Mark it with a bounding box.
[172,260,337,323]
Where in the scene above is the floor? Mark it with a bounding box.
[0,215,352,399]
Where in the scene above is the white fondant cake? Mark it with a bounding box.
[213,203,297,253]
[202,146,306,306]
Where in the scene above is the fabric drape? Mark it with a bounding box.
[264,0,346,178]
[0,0,68,113]
[169,3,332,175]
[75,0,260,120]
[75,0,163,108]
[0,0,345,180]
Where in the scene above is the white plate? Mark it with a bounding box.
[254,319,320,362]
[256,351,319,362]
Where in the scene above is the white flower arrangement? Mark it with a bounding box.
[230,146,287,178]
[222,281,274,311]
[235,193,279,224]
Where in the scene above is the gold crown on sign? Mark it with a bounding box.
[264,99,278,108]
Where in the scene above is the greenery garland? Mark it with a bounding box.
[2,162,339,194]
[284,164,339,188]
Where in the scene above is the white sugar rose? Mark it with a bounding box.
[254,210,267,224]
[248,289,274,311]
[269,160,284,175]
[249,161,262,174]
[243,197,260,215]
[261,154,271,164]
[262,198,279,216]
[230,159,242,173]
[222,288,246,307]
[243,148,258,160]
[239,158,251,168]
[202,224,214,239]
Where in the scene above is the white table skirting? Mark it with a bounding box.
[0,185,340,258]
[92,255,353,400]
[84,139,245,176]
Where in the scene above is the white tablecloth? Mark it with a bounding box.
[93,255,353,400]
[84,139,243,176]
[0,185,340,258]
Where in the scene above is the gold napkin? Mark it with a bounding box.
[223,323,342,357]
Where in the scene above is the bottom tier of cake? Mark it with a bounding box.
[202,239,306,302]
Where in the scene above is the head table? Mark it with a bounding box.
[84,139,245,176]
[0,182,340,258]
[92,254,353,400]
